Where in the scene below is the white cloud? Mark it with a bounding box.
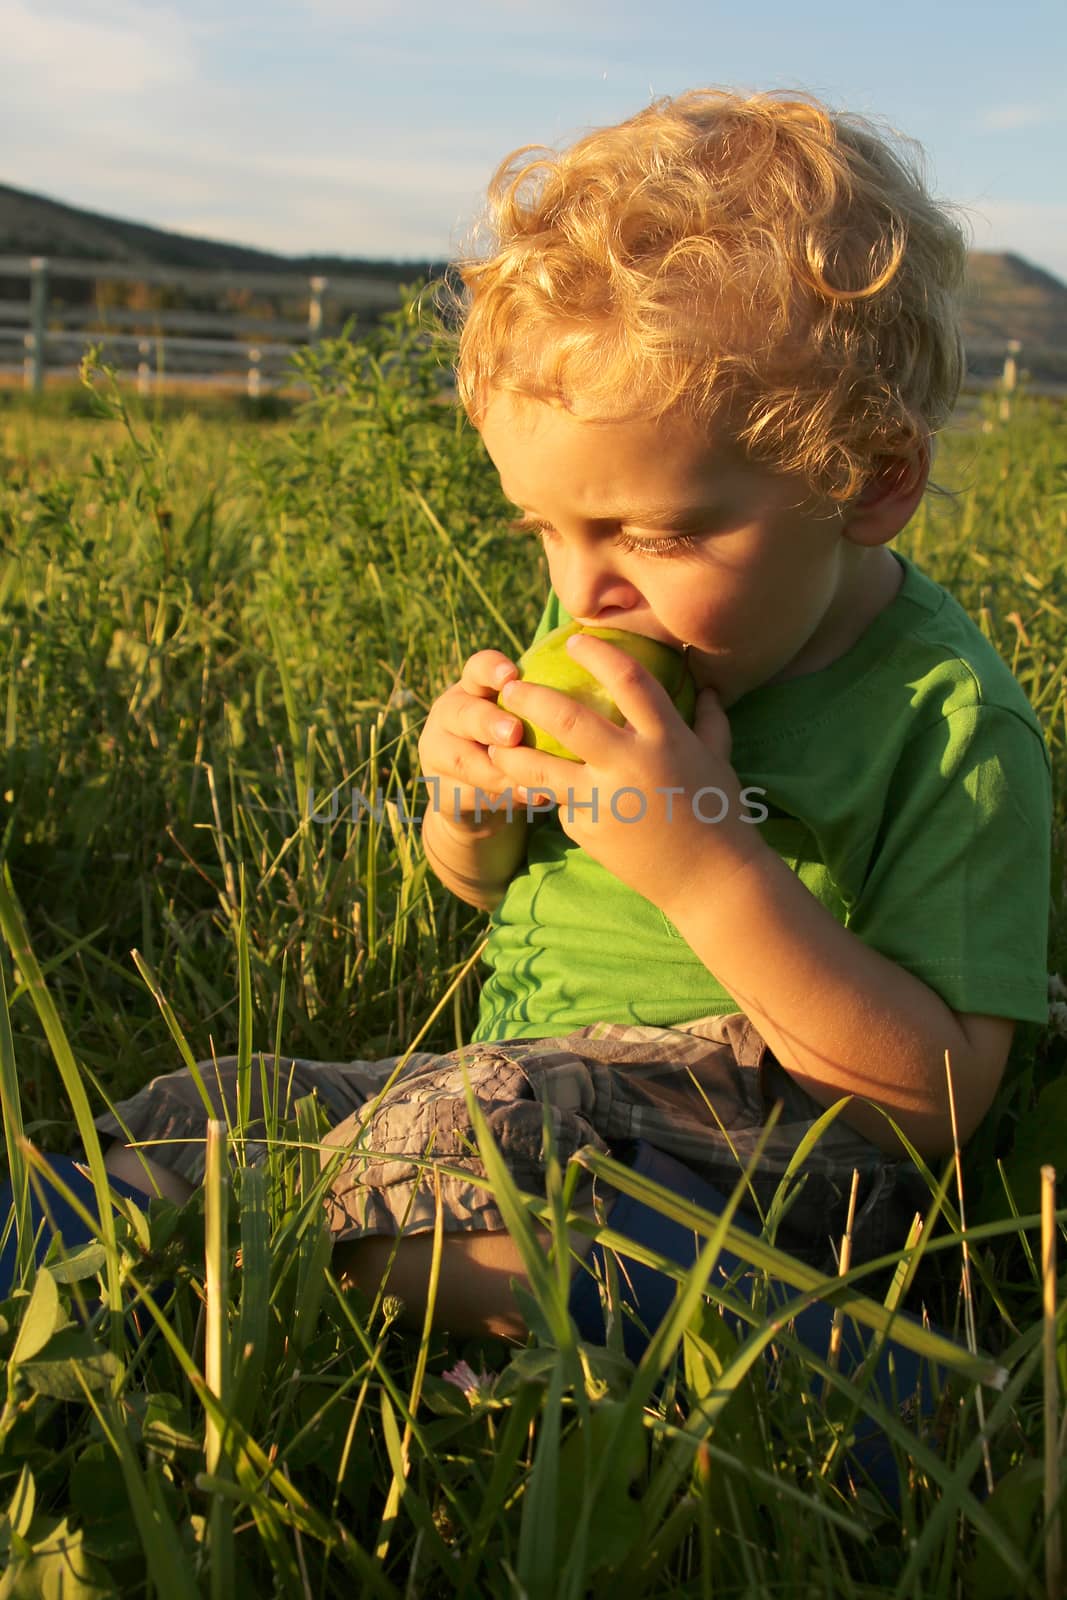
[15,109,491,230]
[3,0,199,96]
[253,150,491,199]
[170,207,451,259]
[974,103,1064,133]
[4,127,487,259]
[303,0,623,24]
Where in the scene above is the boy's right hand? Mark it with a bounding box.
[418,650,526,828]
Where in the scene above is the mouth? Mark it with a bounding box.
[574,616,679,649]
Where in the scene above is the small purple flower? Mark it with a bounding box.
[442,1359,492,1400]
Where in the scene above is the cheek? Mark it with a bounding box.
[672,572,750,636]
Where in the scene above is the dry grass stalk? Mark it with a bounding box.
[945,1050,995,1496]
[1042,1164,1061,1600]
[825,1166,861,1388]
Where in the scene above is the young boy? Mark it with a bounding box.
[92,88,1050,1349]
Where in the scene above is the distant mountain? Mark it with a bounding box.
[958,251,1067,352]
[0,180,1064,366]
[0,181,448,282]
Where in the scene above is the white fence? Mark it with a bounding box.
[0,255,435,397]
[0,254,1062,402]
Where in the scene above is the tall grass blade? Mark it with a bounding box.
[460,1067,578,1358]
[289,1094,332,1358]
[0,867,124,1350]
[131,948,218,1117]
[516,1360,564,1600]
[457,1087,596,1594]
[78,1381,202,1600]
[761,1093,855,1243]
[203,1118,235,1598]
[122,1267,400,1595]
[946,1048,995,1494]
[1042,1164,1061,1600]
[824,1167,861,1389]
[410,488,525,655]
[577,1146,1006,1386]
[893,1342,1050,1599]
[236,863,253,1134]
[232,1164,270,1430]
[0,944,33,1285]
[374,1169,445,1566]
[457,1380,543,1591]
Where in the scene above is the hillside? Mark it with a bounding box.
[0,180,1064,367]
[957,250,1067,350]
[0,181,448,282]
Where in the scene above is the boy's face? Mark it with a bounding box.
[478,390,893,707]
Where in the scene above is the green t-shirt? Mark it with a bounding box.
[472,552,1052,1042]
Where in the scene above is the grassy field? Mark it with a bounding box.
[0,307,1066,1596]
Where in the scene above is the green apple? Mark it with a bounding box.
[501,621,698,761]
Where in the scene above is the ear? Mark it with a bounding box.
[841,447,930,548]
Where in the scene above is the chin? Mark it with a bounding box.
[689,655,743,707]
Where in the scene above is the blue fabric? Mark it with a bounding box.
[567,1139,941,1502]
[0,1154,150,1300]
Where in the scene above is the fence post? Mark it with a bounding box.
[24,257,49,394]
[247,347,262,399]
[999,338,1021,422]
[137,338,153,397]
[308,276,327,341]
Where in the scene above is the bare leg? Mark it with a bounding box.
[334,1223,597,1340]
[103,1138,595,1341]
[103,1141,195,1205]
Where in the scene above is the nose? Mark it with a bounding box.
[552,541,644,624]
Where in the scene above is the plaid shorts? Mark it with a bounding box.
[92,1013,927,1272]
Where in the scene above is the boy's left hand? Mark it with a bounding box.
[487,631,767,911]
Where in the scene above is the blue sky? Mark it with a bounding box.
[5,0,1066,281]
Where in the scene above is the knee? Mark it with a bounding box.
[102,1140,195,1205]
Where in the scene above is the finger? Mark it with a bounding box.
[459,650,520,698]
[423,678,522,750]
[446,690,526,750]
[486,733,571,802]
[559,632,678,736]
[431,731,520,804]
[496,675,620,764]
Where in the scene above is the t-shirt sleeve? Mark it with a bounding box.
[848,703,1052,1024]
[528,587,566,647]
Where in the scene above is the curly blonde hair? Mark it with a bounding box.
[447,89,968,501]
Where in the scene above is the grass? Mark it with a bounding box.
[0,302,1066,1595]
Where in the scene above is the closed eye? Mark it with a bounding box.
[507,516,699,559]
